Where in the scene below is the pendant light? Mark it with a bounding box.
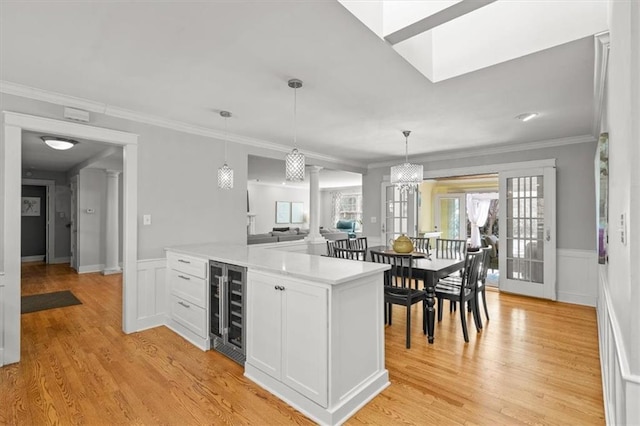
[285,78,305,182]
[390,130,423,194]
[217,111,234,189]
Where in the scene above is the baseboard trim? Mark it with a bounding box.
[77,264,104,274]
[21,255,44,262]
[51,257,70,264]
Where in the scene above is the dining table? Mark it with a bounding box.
[368,246,466,344]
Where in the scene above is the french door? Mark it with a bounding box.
[434,193,466,240]
[499,167,556,299]
[381,183,417,244]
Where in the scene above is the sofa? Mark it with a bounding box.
[481,234,499,270]
[247,227,309,245]
[335,220,357,238]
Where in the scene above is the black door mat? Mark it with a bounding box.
[21,290,82,314]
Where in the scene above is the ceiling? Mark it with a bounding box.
[0,1,603,168]
[22,131,122,173]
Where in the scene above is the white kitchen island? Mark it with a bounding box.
[165,243,390,426]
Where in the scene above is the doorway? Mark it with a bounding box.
[2,112,139,366]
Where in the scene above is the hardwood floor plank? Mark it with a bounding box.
[0,263,604,425]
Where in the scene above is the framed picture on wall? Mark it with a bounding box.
[276,201,291,224]
[21,197,41,216]
[291,202,304,223]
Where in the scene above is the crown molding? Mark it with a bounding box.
[0,80,366,170]
[593,31,610,138]
[367,134,596,169]
[248,180,308,189]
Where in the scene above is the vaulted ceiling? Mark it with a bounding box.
[0,1,606,168]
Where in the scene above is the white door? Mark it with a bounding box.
[434,193,466,240]
[499,168,556,299]
[70,176,78,271]
[381,184,417,244]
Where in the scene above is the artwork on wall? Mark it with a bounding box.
[275,201,291,224]
[21,197,41,216]
[291,202,304,224]
[597,132,609,264]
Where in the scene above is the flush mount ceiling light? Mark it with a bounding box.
[41,136,78,150]
[515,112,539,122]
[217,111,234,190]
[390,130,423,195]
[285,78,305,182]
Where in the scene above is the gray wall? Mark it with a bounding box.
[247,182,309,234]
[78,168,106,269]
[363,142,598,251]
[20,185,46,257]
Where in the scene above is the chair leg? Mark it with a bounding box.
[481,289,490,321]
[406,302,411,349]
[437,297,444,322]
[460,302,469,342]
[450,300,456,312]
[471,298,482,331]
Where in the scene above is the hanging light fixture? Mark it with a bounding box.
[217,111,234,189]
[390,130,423,194]
[285,78,305,182]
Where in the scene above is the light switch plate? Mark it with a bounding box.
[143,214,152,226]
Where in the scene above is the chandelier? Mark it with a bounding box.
[285,78,305,181]
[217,110,234,189]
[390,130,423,194]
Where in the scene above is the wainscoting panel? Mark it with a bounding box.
[135,259,167,331]
[598,266,640,426]
[557,249,597,306]
[0,271,5,367]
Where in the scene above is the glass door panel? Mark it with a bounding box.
[499,168,556,299]
[382,184,417,244]
[434,194,466,240]
[226,266,245,350]
[209,262,224,338]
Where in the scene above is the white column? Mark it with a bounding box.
[306,166,324,242]
[103,170,121,275]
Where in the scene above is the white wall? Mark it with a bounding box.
[77,168,106,272]
[604,0,639,398]
[248,182,309,234]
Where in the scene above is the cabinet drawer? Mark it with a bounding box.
[167,252,207,279]
[169,270,207,308]
[170,295,207,338]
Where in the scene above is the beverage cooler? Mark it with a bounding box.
[210,261,246,365]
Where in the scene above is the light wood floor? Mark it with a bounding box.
[1,262,604,425]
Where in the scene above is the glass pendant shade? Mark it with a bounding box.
[217,110,234,190]
[285,78,305,182]
[390,130,423,194]
[285,148,305,181]
[218,163,234,189]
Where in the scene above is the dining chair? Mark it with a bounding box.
[326,238,349,257]
[348,236,368,252]
[331,246,367,261]
[434,250,483,342]
[434,238,467,259]
[439,247,491,327]
[409,237,430,255]
[370,250,426,349]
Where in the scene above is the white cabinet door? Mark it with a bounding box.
[281,281,328,408]
[246,274,282,378]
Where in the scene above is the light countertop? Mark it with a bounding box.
[166,243,389,285]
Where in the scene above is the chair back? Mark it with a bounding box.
[326,238,349,257]
[478,247,491,283]
[409,237,430,255]
[348,236,368,251]
[435,238,467,259]
[459,250,483,296]
[370,250,414,289]
[332,247,367,261]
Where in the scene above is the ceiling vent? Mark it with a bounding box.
[64,107,90,123]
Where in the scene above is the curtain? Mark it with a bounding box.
[331,191,342,229]
[466,194,492,247]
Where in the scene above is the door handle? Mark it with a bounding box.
[545,229,551,242]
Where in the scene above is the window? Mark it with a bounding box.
[338,194,362,230]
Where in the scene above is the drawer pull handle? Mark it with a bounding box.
[178,275,191,280]
[178,301,190,308]
[178,259,191,264]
